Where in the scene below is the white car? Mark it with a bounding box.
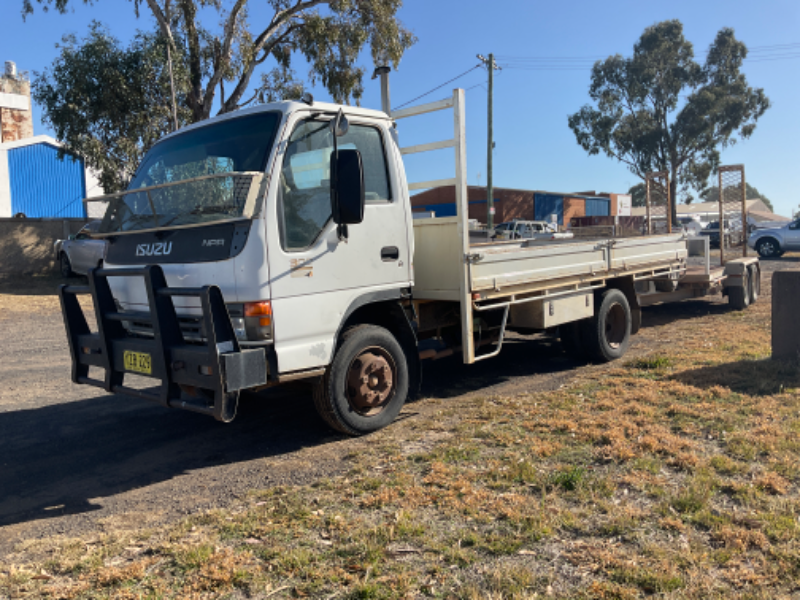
[748,218,800,258]
[493,220,572,241]
[54,220,108,277]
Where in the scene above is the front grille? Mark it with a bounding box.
[126,315,206,342]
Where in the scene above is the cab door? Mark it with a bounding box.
[265,114,412,374]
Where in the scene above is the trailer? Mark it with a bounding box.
[59,86,759,435]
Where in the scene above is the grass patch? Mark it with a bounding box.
[628,354,672,370]
[5,275,799,598]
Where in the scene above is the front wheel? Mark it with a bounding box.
[756,238,781,259]
[313,325,409,435]
[582,288,632,362]
[59,253,74,278]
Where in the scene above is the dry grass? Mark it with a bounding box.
[3,274,800,598]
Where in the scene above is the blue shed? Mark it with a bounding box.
[585,197,610,217]
[534,193,564,225]
[0,136,91,218]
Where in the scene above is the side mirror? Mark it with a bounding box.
[68,234,76,241]
[330,149,365,227]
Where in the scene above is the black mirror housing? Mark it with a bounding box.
[330,149,365,226]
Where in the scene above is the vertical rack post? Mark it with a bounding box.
[741,165,747,257]
[718,169,725,267]
[453,88,474,364]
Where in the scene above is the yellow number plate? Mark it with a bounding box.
[123,351,152,375]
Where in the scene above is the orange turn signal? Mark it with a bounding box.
[244,301,272,317]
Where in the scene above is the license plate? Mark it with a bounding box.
[123,350,152,375]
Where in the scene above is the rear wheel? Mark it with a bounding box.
[59,253,74,278]
[313,325,409,435]
[756,238,781,259]
[728,268,751,310]
[583,288,632,362]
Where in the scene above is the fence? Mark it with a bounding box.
[0,217,89,276]
[645,171,671,235]
[717,165,747,265]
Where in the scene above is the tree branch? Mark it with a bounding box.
[221,0,327,113]
[201,0,248,114]
[145,0,175,46]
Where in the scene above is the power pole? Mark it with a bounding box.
[478,54,501,229]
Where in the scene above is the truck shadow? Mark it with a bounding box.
[0,383,336,529]
[640,298,732,327]
[0,337,578,530]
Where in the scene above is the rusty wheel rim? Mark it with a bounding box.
[345,346,397,416]
[605,303,627,349]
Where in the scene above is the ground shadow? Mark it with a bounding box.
[0,382,337,529]
[640,297,732,328]
[670,357,800,396]
[0,334,581,530]
[0,274,73,296]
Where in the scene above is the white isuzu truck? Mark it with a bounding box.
[60,87,760,435]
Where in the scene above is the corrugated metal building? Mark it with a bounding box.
[0,135,101,218]
[410,185,613,226]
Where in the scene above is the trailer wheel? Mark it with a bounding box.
[60,253,74,278]
[313,324,409,435]
[748,264,760,304]
[584,289,632,362]
[728,269,751,310]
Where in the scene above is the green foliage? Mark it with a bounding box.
[569,20,770,218]
[628,182,646,207]
[33,22,191,192]
[701,183,775,212]
[26,0,416,123]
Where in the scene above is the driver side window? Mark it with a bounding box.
[278,119,391,251]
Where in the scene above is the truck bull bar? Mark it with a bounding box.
[58,264,267,422]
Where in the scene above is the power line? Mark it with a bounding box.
[392,65,482,111]
[495,41,800,62]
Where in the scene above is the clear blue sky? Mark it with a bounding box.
[3,0,799,215]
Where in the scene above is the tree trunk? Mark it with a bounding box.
[669,166,678,227]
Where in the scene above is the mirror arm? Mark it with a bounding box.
[330,108,349,242]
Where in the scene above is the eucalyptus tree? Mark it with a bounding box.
[25,0,416,123]
[568,20,770,223]
[33,23,191,192]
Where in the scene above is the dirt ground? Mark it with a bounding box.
[0,256,796,562]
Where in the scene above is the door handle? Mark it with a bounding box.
[381,246,400,262]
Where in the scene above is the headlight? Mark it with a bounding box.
[243,301,273,341]
[228,301,273,341]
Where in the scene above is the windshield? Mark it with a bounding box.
[99,112,280,233]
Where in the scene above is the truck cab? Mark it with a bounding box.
[96,101,413,376]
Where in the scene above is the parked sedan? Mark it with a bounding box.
[748,218,800,258]
[54,220,107,277]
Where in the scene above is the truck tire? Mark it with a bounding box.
[583,288,632,362]
[60,253,74,278]
[756,238,781,259]
[313,324,409,435]
[559,321,588,360]
[748,264,760,303]
[728,269,751,310]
